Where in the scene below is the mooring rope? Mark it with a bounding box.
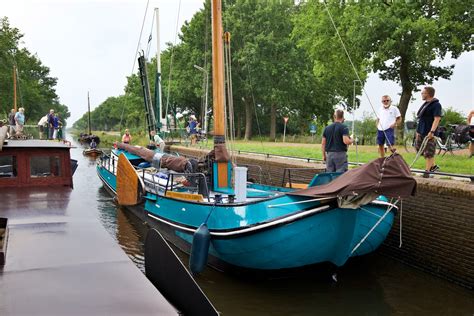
[399,199,403,248]
[351,198,400,255]
[322,2,395,152]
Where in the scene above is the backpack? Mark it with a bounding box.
[453,125,470,144]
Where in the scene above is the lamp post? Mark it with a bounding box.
[194,65,209,135]
[353,80,361,163]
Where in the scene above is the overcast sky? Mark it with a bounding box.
[1,0,473,124]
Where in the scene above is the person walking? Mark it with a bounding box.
[467,109,474,158]
[47,109,55,139]
[122,129,132,144]
[14,107,25,135]
[415,86,442,177]
[376,95,401,158]
[321,109,353,173]
[8,108,16,136]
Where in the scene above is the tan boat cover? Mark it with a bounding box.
[289,154,416,200]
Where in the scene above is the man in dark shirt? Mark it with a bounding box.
[415,86,442,177]
[321,109,353,172]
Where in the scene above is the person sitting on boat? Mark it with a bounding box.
[321,109,353,173]
[148,130,165,152]
[122,129,132,144]
[14,107,25,136]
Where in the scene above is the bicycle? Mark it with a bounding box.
[429,124,468,156]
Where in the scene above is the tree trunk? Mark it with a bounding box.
[397,55,413,139]
[236,109,242,139]
[269,103,276,142]
[244,98,253,140]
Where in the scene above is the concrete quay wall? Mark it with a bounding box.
[170,146,474,289]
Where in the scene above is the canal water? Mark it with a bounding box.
[69,139,473,315]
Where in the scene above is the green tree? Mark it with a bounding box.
[294,1,473,135]
[440,107,466,127]
[0,17,69,124]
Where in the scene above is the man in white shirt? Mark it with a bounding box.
[376,95,401,158]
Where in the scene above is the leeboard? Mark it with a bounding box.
[116,153,140,205]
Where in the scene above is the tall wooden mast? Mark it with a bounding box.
[13,66,17,112]
[87,92,91,135]
[211,0,229,189]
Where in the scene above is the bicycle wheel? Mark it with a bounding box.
[404,135,416,153]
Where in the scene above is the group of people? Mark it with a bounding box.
[322,86,471,178]
[7,107,25,136]
[37,109,62,140]
[120,128,165,153]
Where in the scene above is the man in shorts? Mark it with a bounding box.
[415,86,442,177]
[376,95,401,157]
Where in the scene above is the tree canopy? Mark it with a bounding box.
[0,17,69,124]
[74,1,472,139]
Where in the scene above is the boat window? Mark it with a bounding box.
[30,156,62,177]
[0,155,17,178]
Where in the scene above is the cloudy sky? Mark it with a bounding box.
[1,0,473,124]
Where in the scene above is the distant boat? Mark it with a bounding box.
[96,0,416,274]
[83,148,103,157]
[78,92,100,146]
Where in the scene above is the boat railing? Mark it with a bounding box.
[281,168,321,189]
[162,172,211,202]
[99,154,116,175]
[236,163,269,185]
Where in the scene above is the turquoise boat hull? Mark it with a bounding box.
[96,160,396,270]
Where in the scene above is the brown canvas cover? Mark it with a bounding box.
[160,155,190,172]
[116,142,190,173]
[290,154,416,199]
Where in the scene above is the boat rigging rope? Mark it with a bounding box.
[145,9,156,59]
[224,32,237,166]
[322,2,395,153]
[119,0,151,135]
[164,0,182,131]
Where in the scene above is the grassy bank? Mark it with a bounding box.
[71,129,472,175]
[194,140,473,175]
